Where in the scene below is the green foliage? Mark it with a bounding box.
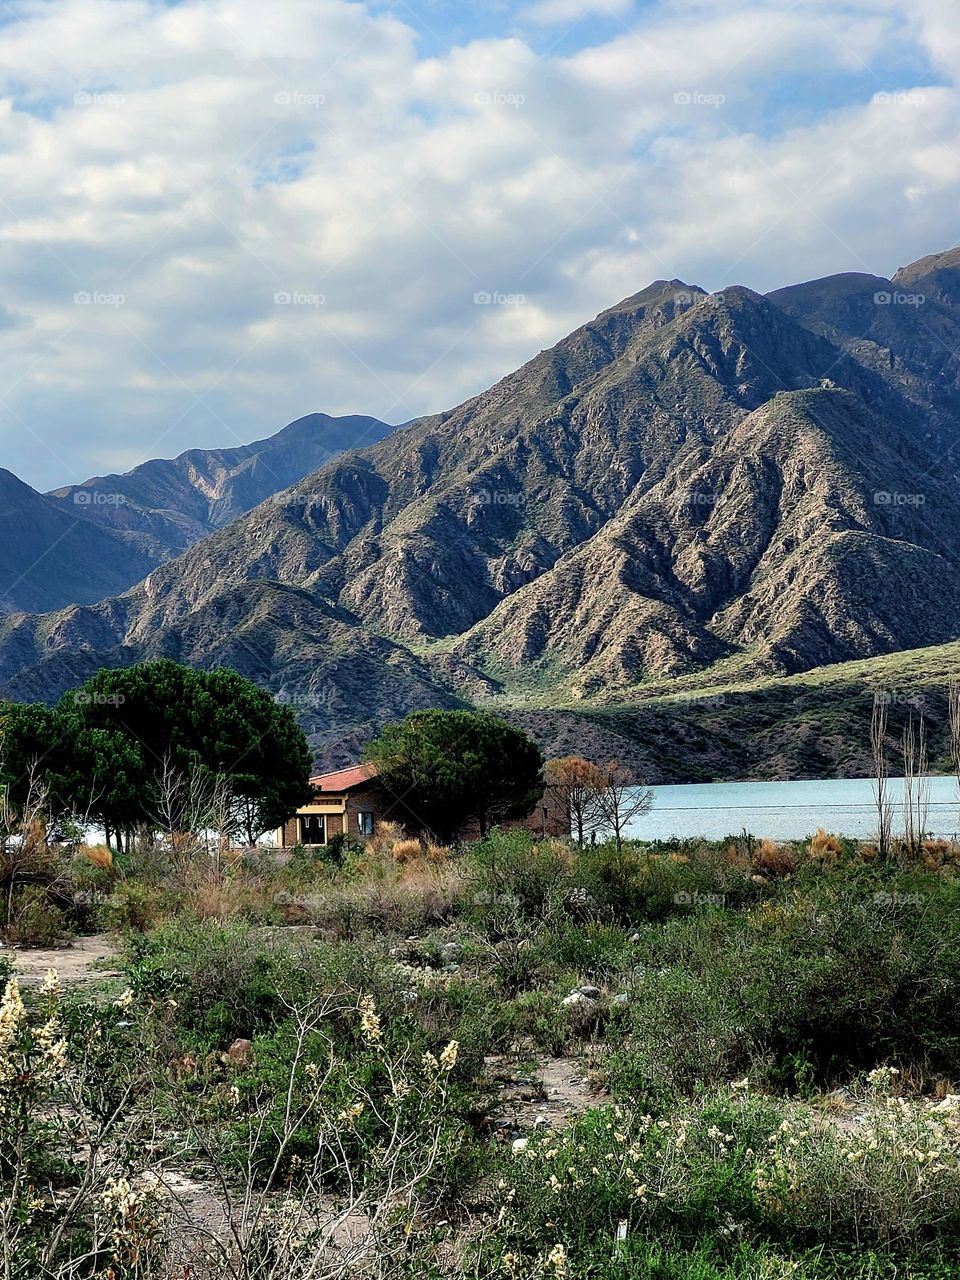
[1,659,314,840]
[365,709,544,842]
[4,885,67,947]
[467,829,572,921]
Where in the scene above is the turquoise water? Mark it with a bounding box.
[622,776,960,841]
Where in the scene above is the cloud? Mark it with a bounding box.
[0,0,954,490]
[523,0,633,25]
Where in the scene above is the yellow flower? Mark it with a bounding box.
[358,994,382,1044]
[40,968,60,996]
[439,1040,459,1072]
[547,1243,568,1276]
[0,977,25,1045]
[113,988,135,1011]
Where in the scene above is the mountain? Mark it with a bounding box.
[0,412,393,615]
[0,468,161,613]
[47,411,393,563]
[3,251,960,772]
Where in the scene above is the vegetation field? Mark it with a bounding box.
[6,821,960,1278]
[505,639,960,783]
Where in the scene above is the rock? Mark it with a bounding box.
[576,985,602,1000]
[629,933,641,943]
[612,993,630,1007]
[512,1138,529,1154]
[226,1038,253,1065]
[533,1115,550,1129]
[562,992,595,1009]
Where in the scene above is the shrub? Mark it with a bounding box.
[467,830,573,922]
[105,880,171,933]
[3,885,67,947]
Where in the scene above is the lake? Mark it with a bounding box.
[621,775,960,842]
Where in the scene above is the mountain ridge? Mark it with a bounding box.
[3,247,960,775]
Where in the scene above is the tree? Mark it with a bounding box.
[592,760,653,855]
[545,756,604,847]
[871,692,893,859]
[901,713,929,857]
[1,660,314,848]
[365,710,544,843]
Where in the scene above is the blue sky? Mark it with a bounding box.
[0,0,957,489]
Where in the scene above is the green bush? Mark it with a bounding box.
[3,885,68,947]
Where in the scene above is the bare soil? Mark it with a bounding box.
[1,931,121,987]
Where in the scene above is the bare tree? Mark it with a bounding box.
[871,692,893,859]
[544,756,604,846]
[902,714,929,857]
[950,681,960,839]
[592,760,654,856]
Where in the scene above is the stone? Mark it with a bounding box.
[226,1038,253,1065]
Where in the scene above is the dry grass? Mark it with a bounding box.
[391,838,423,864]
[809,828,843,860]
[78,844,114,870]
[753,839,798,877]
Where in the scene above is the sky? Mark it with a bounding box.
[0,0,957,489]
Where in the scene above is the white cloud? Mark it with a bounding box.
[0,0,954,489]
[523,0,633,25]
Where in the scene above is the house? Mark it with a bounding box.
[276,761,570,848]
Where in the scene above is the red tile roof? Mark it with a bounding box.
[310,762,380,792]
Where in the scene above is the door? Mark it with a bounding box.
[299,814,326,845]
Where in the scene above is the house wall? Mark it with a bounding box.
[281,780,569,847]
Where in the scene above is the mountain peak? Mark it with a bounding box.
[892,246,960,304]
[598,278,704,319]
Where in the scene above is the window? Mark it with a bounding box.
[357,811,375,837]
[299,814,326,846]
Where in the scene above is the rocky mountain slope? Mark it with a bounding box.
[0,468,163,613]
[0,413,392,615]
[3,248,960,769]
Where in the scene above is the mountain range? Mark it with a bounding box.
[0,413,393,614]
[3,246,960,777]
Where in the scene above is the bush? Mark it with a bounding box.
[467,830,573,922]
[3,885,68,947]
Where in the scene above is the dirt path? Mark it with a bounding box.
[1,932,121,987]
[488,1055,605,1138]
